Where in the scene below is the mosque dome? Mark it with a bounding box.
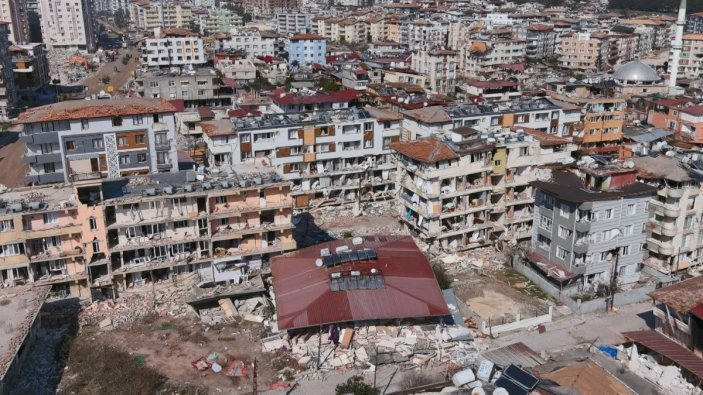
[612,60,660,83]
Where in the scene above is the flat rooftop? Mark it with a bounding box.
[0,185,78,216]
[101,168,284,203]
[632,155,697,183]
[0,285,50,380]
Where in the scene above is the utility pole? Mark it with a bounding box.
[252,357,257,394]
[608,247,620,312]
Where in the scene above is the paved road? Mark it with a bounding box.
[493,301,654,352]
[0,132,27,187]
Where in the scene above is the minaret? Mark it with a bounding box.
[670,0,687,93]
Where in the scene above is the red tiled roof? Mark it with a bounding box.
[622,330,703,381]
[270,89,360,106]
[18,98,178,123]
[271,236,449,330]
[228,109,262,118]
[291,33,325,40]
[390,139,459,163]
[467,79,520,89]
[197,107,215,120]
[682,105,703,117]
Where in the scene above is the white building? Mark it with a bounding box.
[0,0,28,44]
[140,28,206,67]
[217,28,276,58]
[275,12,311,35]
[411,49,457,94]
[129,2,192,32]
[38,0,95,51]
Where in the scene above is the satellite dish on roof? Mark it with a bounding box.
[315,258,323,267]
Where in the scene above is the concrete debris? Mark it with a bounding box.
[79,274,198,329]
[199,295,268,325]
[434,247,508,273]
[621,345,703,394]
[262,324,490,375]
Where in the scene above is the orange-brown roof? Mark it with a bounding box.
[684,33,703,41]
[18,98,178,123]
[390,139,458,163]
[528,24,554,31]
[469,41,488,54]
[201,119,235,137]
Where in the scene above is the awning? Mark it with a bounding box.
[622,330,703,381]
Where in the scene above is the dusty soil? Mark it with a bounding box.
[452,268,551,322]
[61,315,290,394]
[81,45,140,96]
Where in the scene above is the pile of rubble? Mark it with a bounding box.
[434,247,508,273]
[79,280,197,330]
[198,295,269,326]
[621,345,703,394]
[47,48,96,85]
[262,324,489,377]
[312,200,407,237]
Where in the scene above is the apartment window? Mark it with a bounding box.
[89,217,97,230]
[157,152,169,165]
[0,220,14,232]
[216,196,227,204]
[134,115,144,125]
[155,132,168,145]
[623,225,633,236]
[137,153,147,163]
[117,137,128,146]
[621,245,631,256]
[240,134,251,143]
[494,160,502,166]
[119,155,130,165]
[537,234,551,248]
[559,203,569,218]
[558,226,572,239]
[601,209,613,220]
[519,147,530,156]
[0,243,23,257]
[626,203,636,216]
[65,140,76,151]
[288,129,298,139]
[539,215,552,231]
[112,116,123,126]
[43,212,58,224]
[81,119,89,130]
[174,220,188,229]
[135,135,145,144]
[600,251,610,261]
[556,246,568,259]
[40,144,53,154]
[43,163,55,173]
[92,138,104,149]
[92,240,101,253]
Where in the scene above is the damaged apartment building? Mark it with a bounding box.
[391,127,576,252]
[86,168,296,292]
[201,106,402,208]
[0,167,296,298]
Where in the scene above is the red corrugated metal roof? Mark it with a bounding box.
[622,330,703,381]
[271,236,449,330]
[690,303,703,320]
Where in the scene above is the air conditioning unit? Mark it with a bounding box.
[221,181,229,188]
[184,184,193,192]
[145,188,157,196]
[164,186,174,194]
[10,203,23,212]
[202,182,212,190]
[28,201,41,210]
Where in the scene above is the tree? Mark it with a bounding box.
[317,78,341,92]
[114,8,127,29]
[335,376,379,395]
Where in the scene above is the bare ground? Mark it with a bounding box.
[60,315,290,394]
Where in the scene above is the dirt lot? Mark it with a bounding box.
[81,45,140,96]
[60,315,289,394]
[452,267,552,322]
[0,131,28,187]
